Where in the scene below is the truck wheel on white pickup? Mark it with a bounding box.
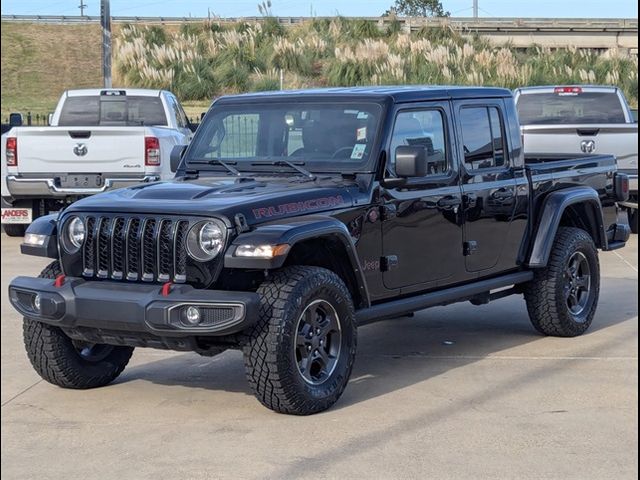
[524,227,600,337]
[628,209,638,234]
[23,261,134,389]
[2,224,26,237]
[242,266,357,415]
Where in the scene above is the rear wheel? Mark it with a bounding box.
[242,266,357,415]
[524,227,600,337]
[23,261,134,389]
[3,224,26,237]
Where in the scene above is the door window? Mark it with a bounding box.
[389,109,449,177]
[460,107,507,170]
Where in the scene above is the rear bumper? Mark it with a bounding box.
[6,174,160,198]
[8,276,260,338]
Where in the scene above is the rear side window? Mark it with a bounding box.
[516,91,626,125]
[460,106,507,170]
[58,95,168,126]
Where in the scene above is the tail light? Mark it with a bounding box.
[6,137,17,166]
[614,173,630,203]
[145,137,160,166]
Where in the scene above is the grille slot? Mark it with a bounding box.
[111,218,126,279]
[141,219,157,282]
[82,217,96,276]
[79,215,192,284]
[97,217,111,278]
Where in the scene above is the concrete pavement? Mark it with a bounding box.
[1,233,637,480]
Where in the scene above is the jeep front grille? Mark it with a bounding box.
[81,215,189,283]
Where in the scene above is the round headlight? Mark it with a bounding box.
[187,221,225,261]
[62,216,85,253]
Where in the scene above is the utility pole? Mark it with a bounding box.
[101,0,112,88]
[78,1,87,16]
[473,0,478,18]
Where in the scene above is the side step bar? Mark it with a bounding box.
[356,271,534,326]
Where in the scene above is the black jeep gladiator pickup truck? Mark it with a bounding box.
[9,86,631,415]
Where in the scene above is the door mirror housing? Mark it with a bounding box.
[395,146,427,178]
[170,144,188,172]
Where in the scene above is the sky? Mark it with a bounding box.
[1,0,638,19]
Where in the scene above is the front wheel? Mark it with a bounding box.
[23,261,134,389]
[524,227,600,337]
[243,266,357,415]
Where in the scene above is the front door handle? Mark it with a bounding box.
[437,196,461,208]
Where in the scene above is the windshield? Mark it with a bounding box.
[186,102,383,172]
[516,91,626,125]
[58,95,168,126]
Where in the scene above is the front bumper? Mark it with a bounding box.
[8,276,260,338]
[6,174,160,198]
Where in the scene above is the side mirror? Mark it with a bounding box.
[395,146,427,178]
[170,144,188,173]
[9,113,23,127]
[200,111,207,121]
[47,113,54,126]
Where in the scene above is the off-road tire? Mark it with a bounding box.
[524,227,600,337]
[3,224,26,237]
[629,208,638,234]
[23,261,134,389]
[242,266,357,415]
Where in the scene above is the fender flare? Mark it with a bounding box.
[20,213,59,258]
[528,186,607,267]
[224,216,370,307]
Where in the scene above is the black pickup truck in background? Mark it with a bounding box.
[9,86,631,415]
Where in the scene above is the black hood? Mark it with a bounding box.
[64,175,360,226]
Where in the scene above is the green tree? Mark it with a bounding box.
[387,0,450,17]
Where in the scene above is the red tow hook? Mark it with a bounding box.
[161,282,173,297]
[54,275,66,288]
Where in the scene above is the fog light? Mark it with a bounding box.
[184,306,201,325]
[33,294,42,313]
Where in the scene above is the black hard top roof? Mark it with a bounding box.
[216,85,513,104]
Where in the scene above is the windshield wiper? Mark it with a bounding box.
[252,160,316,180]
[188,159,242,176]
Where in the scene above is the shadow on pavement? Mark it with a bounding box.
[119,275,637,409]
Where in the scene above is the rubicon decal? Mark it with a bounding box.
[253,196,345,219]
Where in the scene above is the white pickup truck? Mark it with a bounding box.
[1,88,194,236]
[515,85,638,233]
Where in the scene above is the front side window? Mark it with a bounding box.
[389,109,449,177]
[460,106,507,170]
[186,102,382,171]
